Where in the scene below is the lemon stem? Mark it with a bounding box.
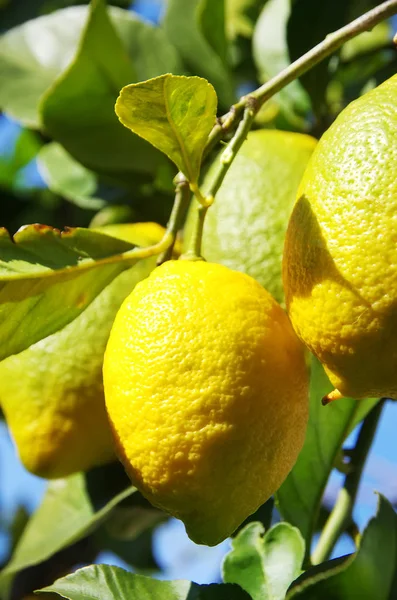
[183,102,256,260]
[311,399,385,565]
[157,175,191,265]
[183,204,209,260]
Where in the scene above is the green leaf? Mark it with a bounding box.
[288,495,397,599]
[198,0,228,65]
[276,356,378,556]
[0,6,85,127]
[0,225,140,361]
[223,522,305,600]
[38,566,251,599]
[37,143,105,210]
[0,3,182,131]
[115,74,217,184]
[162,0,234,108]
[0,474,136,598]
[40,0,169,182]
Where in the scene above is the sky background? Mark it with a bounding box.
[1,0,397,586]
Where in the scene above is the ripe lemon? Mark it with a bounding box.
[103,260,309,546]
[283,74,397,400]
[184,130,317,303]
[0,222,165,478]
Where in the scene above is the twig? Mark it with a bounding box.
[157,175,191,265]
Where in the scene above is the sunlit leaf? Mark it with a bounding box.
[38,565,251,599]
[0,225,141,360]
[277,356,378,557]
[116,74,217,184]
[223,522,305,600]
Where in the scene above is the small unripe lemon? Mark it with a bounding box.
[284,74,397,399]
[103,260,309,545]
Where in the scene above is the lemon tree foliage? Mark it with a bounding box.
[1,0,397,598]
[116,74,217,184]
[223,522,305,600]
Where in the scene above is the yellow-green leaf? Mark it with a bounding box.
[115,74,217,184]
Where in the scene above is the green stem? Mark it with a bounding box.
[182,204,208,261]
[184,102,256,259]
[312,399,385,565]
[157,175,191,265]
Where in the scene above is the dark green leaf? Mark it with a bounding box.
[288,495,397,599]
[115,74,217,184]
[37,143,105,210]
[276,356,378,556]
[38,566,251,599]
[223,522,304,600]
[0,474,135,597]
[162,0,234,108]
[0,225,140,360]
[198,0,228,65]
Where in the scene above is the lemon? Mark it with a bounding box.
[103,260,309,546]
[283,74,397,400]
[0,222,165,478]
[184,130,317,303]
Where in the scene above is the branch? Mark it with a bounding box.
[206,0,397,150]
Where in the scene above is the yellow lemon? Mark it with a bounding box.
[184,130,317,304]
[0,222,165,478]
[103,260,309,546]
[283,74,397,400]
